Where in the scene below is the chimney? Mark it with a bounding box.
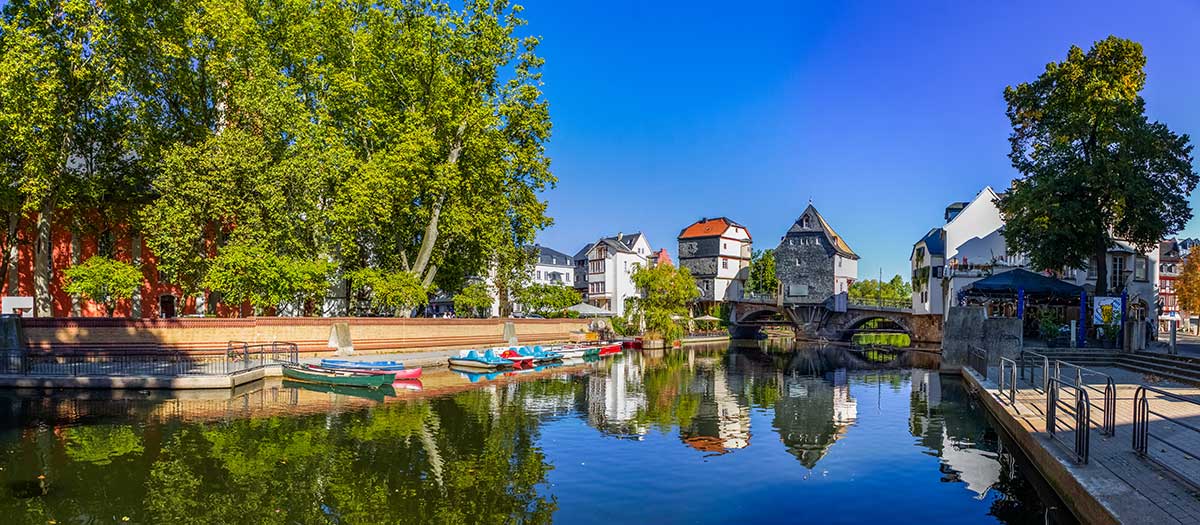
[616,232,623,242]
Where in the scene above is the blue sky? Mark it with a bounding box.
[523,0,1200,279]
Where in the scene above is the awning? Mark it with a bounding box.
[566,302,616,317]
[961,268,1083,298]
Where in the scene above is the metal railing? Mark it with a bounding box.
[1018,350,1050,393]
[0,341,298,377]
[967,346,988,379]
[998,356,1018,404]
[1054,360,1116,436]
[1133,386,1200,488]
[847,297,911,310]
[1047,377,1090,464]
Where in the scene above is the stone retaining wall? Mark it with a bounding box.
[19,317,594,355]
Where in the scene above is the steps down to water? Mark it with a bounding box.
[1017,349,1200,385]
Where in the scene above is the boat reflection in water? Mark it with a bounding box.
[0,341,1073,524]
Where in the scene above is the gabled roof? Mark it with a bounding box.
[593,232,645,255]
[786,204,858,259]
[531,245,573,266]
[913,228,945,257]
[944,186,1000,229]
[654,248,672,267]
[678,217,751,240]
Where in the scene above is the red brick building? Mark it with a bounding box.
[3,212,247,318]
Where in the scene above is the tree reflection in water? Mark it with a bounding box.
[0,342,1071,524]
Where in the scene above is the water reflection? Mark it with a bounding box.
[0,343,1071,524]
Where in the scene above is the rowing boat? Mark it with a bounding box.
[320,359,406,371]
[305,364,422,380]
[282,364,394,388]
[282,379,394,401]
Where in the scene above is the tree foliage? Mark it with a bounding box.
[202,243,331,316]
[1177,253,1200,314]
[454,282,494,318]
[1,0,553,317]
[516,283,581,316]
[349,268,428,315]
[62,256,143,317]
[628,264,700,342]
[848,275,912,303]
[996,36,1197,296]
[744,249,779,295]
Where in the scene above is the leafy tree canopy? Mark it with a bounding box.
[744,249,779,295]
[454,281,494,318]
[996,36,1197,295]
[516,283,581,316]
[62,256,143,317]
[628,264,700,342]
[848,275,911,303]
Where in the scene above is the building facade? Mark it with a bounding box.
[580,232,652,317]
[911,186,1159,326]
[676,217,751,305]
[775,204,859,306]
[1159,240,1184,332]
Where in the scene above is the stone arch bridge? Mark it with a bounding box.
[729,297,942,345]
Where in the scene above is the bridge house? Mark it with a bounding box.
[676,217,752,308]
[775,204,859,306]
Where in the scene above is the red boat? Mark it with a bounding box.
[598,343,622,357]
[499,349,536,369]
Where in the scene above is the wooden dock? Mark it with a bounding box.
[964,366,1200,524]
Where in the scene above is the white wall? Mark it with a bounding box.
[944,187,1006,265]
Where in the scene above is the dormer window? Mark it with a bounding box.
[801,215,811,228]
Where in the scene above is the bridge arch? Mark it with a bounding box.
[831,311,915,342]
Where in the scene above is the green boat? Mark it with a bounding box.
[282,364,394,389]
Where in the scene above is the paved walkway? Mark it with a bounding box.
[973,364,1200,524]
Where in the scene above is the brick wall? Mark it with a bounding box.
[19,317,594,355]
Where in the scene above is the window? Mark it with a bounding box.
[723,242,727,250]
[589,260,605,273]
[916,247,925,260]
[796,258,801,267]
[1110,255,1127,290]
[801,215,811,228]
[721,259,728,270]
[838,257,842,268]
[536,271,542,280]
[1087,259,1097,280]
[1135,256,1148,281]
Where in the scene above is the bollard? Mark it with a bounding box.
[1170,320,1177,356]
[1070,320,1077,348]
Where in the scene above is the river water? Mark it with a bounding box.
[0,342,1074,524]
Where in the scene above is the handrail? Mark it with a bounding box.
[1047,377,1090,464]
[998,356,1017,404]
[1053,360,1116,436]
[967,345,988,379]
[1019,350,1050,393]
[1133,386,1200,488]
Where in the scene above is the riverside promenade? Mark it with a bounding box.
[964,363,1200,524]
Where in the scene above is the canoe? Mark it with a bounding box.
[282,364,394,389]
[306,364,422,380]
[320,359,405,371]
[283,379,393,401]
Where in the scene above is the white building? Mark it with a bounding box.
[529,245,575,287]
[676,217,752,305]
[911,186,1159,323]
[579,232,652,317]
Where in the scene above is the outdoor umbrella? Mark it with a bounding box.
[693,315,722,322]
[566,302,616,317]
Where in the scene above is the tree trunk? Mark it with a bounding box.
[130,233,143,318]
[5,212,18,295]
[1093,246,1109,297]
[70,230,81,316]
[33,205,52,317]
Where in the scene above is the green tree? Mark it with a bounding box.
[62,256,144,317]
[848,275,912,303]
[454,282,494,318]
[629,264,700,342]
[516,283,581,316]
[997,36,1197,296]
[744,249,779,295]
[349,268,429,315]
[202,243,330,316]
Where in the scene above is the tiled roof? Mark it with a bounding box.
[678,217,750,240]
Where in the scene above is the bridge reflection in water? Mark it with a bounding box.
[0,342,1072,524]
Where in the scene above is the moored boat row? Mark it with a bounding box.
[447,342,626,371]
